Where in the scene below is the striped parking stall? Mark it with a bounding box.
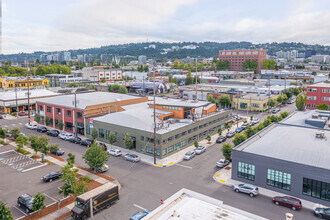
[12,160,39,169]
[2,155,28,164]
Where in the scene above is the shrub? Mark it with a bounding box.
[16,148,31,155]
[80,176,92,183]
[280,111,289,119]
[194,141,198,148]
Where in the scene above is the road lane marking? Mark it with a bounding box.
[175,163,192,169]
[133,204,147,211]
[216,174,220,177]
[44,193,58,202]
[13,206,27,216]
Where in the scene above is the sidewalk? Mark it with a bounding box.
[213,166,326,211]
[100,116,249,167]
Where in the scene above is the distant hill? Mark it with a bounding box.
[1,41,329,62]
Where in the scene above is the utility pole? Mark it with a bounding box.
[15,83,18,119]
[90,198,94,220]
[236,90,239,128]
[153,62,157,165]
[27,61,31,125]
[268,78,271,114]
[74,92,78,137]
[195,58,197,101]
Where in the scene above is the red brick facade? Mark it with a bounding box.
[306,84,330,110]
[218,49,267,73]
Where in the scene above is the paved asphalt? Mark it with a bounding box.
[0,103,316,220]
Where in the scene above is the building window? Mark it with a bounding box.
[175,134,181,139]
[182,131,187,136]
[321,97,327,101]
[56,108,61,115]
[66,110,71,117]
[77,112,83,119]
[141,145,144,152]
[181,140,187,147]
[307,104,311,107]
[140,136,144,141]
[307,96,311,100]
[156,149,160,156]
[307,88,311,92]
[312,96,317,100]
[312,89,317,92]
[303,177,330,201]
[146,146,154,154]
[86,126,91,135]
[168,136,174,142]
[99,128,104,138]
[168,145,174,153]
[106,130,110,138]
[322,89,327,93]
[238,162,255,181]
[175,143,181,150]
[312,104,316,108]
[47,106,51,113]
[267,169,291,190]
[252,103,260,108]
[65,122,73,131]
[162,149,167,156]
[49,118,53,125]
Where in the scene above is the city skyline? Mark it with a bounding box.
[2,0,330,54]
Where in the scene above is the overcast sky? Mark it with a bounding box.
[2,0,330,54]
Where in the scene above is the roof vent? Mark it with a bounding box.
[315,130,325,139]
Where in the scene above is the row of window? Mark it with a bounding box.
[321,97,330,101]
[307,96,317,100]
[322,89,330,93]
[163,106,181,111]
[307,104,317,108]
[307,88,318,92]
[237,162,330,201]
[40,105,83,118]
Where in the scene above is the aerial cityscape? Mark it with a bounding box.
[0,0,329,220]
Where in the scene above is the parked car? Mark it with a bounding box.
[93,164,109,173]
[47,130,60,137]
[36,126,48,133]
[124,154,140,162]
[17,194,34,213]
[287,99,294,104]
[65,133,74,141]
[0,115,3,119]
[216,136,227,143]
[107,149,122,157]
[50,148,65,156]
[272,107,280,114]
[98,142,107,151]
[58,132,68,140]
[313,207,330,219]
[235,127,243,133]
[130,210,151,220]
[272,196,302,210]
[252,118,260,124]
[41,171,62,182]
[233,183,259,197]
[183,151,196,160]
[194,146,206,155]
[216,159,230,168]
[26,123,38,130]
[69,136,82,144]
[226,131,235,138]
[241,123,249,130]
[80,139,94,147]
[248,121,254,126]
[18,111,28,116]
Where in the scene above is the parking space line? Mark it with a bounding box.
[175,164,193,169]
[44,193,58,202]
[13,206,27,216]
[133,204,147,211]
[22,163,47,172]
[0,150,15,155]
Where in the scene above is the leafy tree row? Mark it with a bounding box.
[108,84,128,94]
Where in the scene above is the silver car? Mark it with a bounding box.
[107,149,122,157]
[194,146,206,155]
[216,159,229,168]
[233,183,259,197]
[183,151,195,160]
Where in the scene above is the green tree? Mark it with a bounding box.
[262,59,276,70]
[194,141,199,148]
[0,200,13,220]
[107,132,117,146]
[67,82,78,87]
[29,134,40,155]
[49,144,60,154]
[244,126,255,138]
[100,78,106,83]
[217,128,222,136]
[143,65,149,72]
[233,133,247,146]
[206,135,211,142]
[225,124,231,132]
[34,113,41,123]
[38,136,50,159]
[217,94,231,107]
[185,72,194,85]
[263,118,272,127]
[293,88,300,96]
[74,181,88,196]
[16,134,28,149]
[0,127,6,140]
[10,127,20,140]
[32,192,46,211]
[280,111,289,118]
[83,142,109,171]
[58,120,64,130]
[45,116,50,126]
[283,89,293,99]
[124,133,133,149]
[277,95,283,105]
[295,94,306,111]
[222,143,232,161]
[118,86,128,94]
[91,128,98,140]
[67,153,75,168]
[316,103,328,110]
[207,94,216,103]
[59,165,78,197]
[268,98,276,108]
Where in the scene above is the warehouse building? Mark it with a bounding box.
[87,98,232,159]
[232,110,330,206]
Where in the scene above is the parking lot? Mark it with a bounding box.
[0,147,64,219]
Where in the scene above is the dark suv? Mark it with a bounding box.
[17,194,34,213]
[47,130,59,137]
[41,172,62,182]
[36,126,48,133]
[272,196,302,210]
[80,139,94,147]
[69,136,82,144]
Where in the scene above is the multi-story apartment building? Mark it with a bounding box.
[81,67,123,82]
[218,49,267,73]
[306,81,330,110]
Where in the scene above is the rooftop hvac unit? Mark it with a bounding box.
[315,130,325,139]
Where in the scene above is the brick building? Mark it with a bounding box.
[306,81,330,110]
[36,92,148,135]
[218,49,267,73]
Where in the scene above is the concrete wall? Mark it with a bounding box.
[232,150,330,206]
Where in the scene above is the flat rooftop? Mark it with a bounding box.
[150,97,210,108]
[0,89,60,101]
[241,93,275,101]
[37,92,141,110]
[235,111,330,170]
[145,188,266,220]
[309,80,330,88]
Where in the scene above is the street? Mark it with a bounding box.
[0,103,315,220]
